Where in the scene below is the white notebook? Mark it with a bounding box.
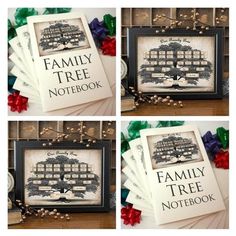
[27,13,112,112]
[140,125,225,225]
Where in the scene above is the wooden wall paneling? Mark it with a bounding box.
[122,37,127,56]
[8,121,17,139]
[39,121,58,139]
[102,121,116,140]
[122,8,131,26]
[176,8,195,27]
[63,121,82,140]
[197,8,214,26]
[132,8,151,26]
[83,121,101,139]
[152,8,172,26]
[8,150,14,169]
[19,121,38,139]
[215,8,229,26]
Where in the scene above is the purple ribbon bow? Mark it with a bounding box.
[89,18,108,47]
[202,131,222,160]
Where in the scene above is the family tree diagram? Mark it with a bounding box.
[26,155,99,202]
[151,135,199,166]
[139,41,213,89]
[39,21,86,51]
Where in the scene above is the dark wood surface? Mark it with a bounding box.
[9,211,116,229]
[122,98,229,116]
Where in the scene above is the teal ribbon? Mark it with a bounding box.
[127,121,151,140]
[121,132,130,154]
[43,8,71,15]
[14,8,38,28]
[124,121,184,143]
[156,121,185,127]
[8,76,17,93]
[121,188,130,206]
[8,19,16,41]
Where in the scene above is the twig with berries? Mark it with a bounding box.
[15,200,71,223]
[40,121,114,147]
[152,8,227,35]
[128,86,184,108]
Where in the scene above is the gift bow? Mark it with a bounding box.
[156,121,184,128]
[89,18,108,47]
[202,131,222,158]
[213,150,229,169]
[8,92,28,113]
[8,19,16,41]
[43,8,71,15]
[216,127,229,149]
[103,14,116,36]
[121,204,141,226]
[127,121,151,140]
[14,8,38,28]
[121,132,130,154]
[127,121,185,141]
[101,37,116,56]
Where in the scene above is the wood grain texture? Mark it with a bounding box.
[8,211,116,229]
[122,98,229,116]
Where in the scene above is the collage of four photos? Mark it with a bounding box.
[7,6,230,230]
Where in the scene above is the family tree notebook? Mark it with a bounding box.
[140,125,225,225]
[27,13,112,112]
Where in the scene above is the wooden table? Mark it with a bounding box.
[122,98,229,116]
[9,211,116,229]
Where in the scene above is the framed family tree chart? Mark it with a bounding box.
[128,28,224,99]
[15,141,110,212]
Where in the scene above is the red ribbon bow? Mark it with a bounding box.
[213,150,229,169]
[101,37,116,56]
[8,92,28,113]
[121,204,141,226]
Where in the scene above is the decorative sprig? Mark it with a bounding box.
[153,8,227,34]
[128,86,183,108]
[40,121,114,147]
[215,8,228,24]
[102,121,114,138]
[15,199,71,222]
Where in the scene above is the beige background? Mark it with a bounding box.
[24,149,102,205]
[137,36,215,92]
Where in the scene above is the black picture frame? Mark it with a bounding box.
[15,140,111,212]
[128,28,224,99]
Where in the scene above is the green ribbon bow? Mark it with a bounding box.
[121,132,130,154]
[216,127,229,149]
[156,121,185,128]
[103,14,116,36]
[8,19,16,41]
[43,8,72,15]
[127,121,151,141]
[14,8,38,28]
